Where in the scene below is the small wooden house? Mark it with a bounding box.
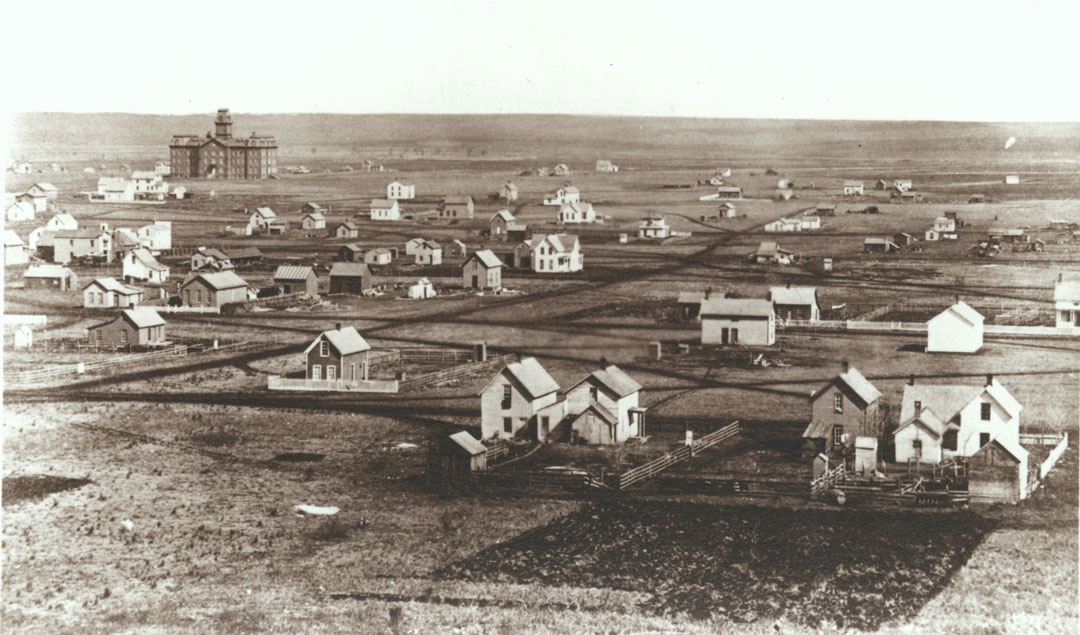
[479,357,561,440]
[83,277,144,308]
[429,431,488,478]
[462,249,503,290]
[332,221,359,239]
[769,286,819,321]
[447,239,467,259]
[440,196,474,219]
[24,264,76,290]
[802,362,883,456]
[700,298,775,346]
[305,325,371,382]
[301,211,327,231]
[364,248,393,266]
[274,266,319,297]
[180,271,249,307]
[927,301,984,353]
[329,262,372,295]
[339,243,363,262]
[85,307,166,348]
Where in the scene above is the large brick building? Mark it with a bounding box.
[169,109,277,179]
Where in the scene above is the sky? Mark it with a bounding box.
[3,0,1079,122]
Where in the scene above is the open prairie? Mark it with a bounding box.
[4,114,1078,633]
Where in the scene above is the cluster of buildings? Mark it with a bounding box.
[5,183,57,221]
[86,172,171,203]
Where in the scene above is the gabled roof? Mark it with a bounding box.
[482,357,560,400]
[274,265,316,281]
[130,248,168,271]
[562,186,580,194]
[303,202,326,210]
[329,262,371,278]
[570,365,642,398]
[254,207,276,218]
[443,195,473,205]
[677,291,707,304]
[700,298,774,318]
[899,380,1021,424]
[770,286,817,307]
[894,408,948,440]
[226,247,263,260]
[4,230,23,247]
[930,301,984,327]
[302,212,326,221]
[560,201,593,215]
[573,402,619,427]
[816,366,882,407]
[46,212,77,228]
[304,326,371,357]
[974,436,1029,463]
[532,233,579,254]
[123,307,165,329]
[197,247,230,260]
[371,198,396,209]
[185,270,247,290]
[448,431,486,456]
[843,180,864,187]
[467,249,503,269]
[340,243,363,253]
[336,220,359,230]
[84,277,142,295]
[491,210,515,223]
[32,182,57,192]
[56,228,107,240]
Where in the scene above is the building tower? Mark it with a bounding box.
[214,109,233,139]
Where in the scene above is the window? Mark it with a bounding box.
[943,430,958,451]
[320,341,329,357]
[833,393,844,413]
[914,400,921,413]
[312,365,321,380]
[326,365,336,381]
[120,330,128,343]
[503,417,512,433]
[981,402,991,421]
[590,386,599,402]
[831,425,844,445]
[502,385,512,409]
[95,330,102,342]
[541,416,550,435]
[979,433,990,447]
[912,439,922,456]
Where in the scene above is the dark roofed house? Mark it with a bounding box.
[803,362,883,456]
[85,307,166,348]
[440,195,475,219]
[462,249,503,290]
[24,264,77,290]
[332,220,359,239]
[226,247,263,267]
[180,271,249,307]
[274,265,319,297]
[329,262,372,295]
[339,243,363,262]
[191,247,232,271]
[305,325,371,382]
[864,237,899,253]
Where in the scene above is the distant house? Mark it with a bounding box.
[45,213,77,233]
[774,189,795,201]
[89,177,134,203]
[1053,273,1080,328]
[155,161,171,175]
[544,186,580,207]
[462,249,503,290]
[927,301,984,353]
[123,248,169,283]
[85,307,166,348]
[83,277,145,308]
[764,217,802,233]
[171,186,186,199]
[480,357,561,440]
[408,277,436,299]
[677,288,722,321]
[226,247,263,267]
[130,171,168,200]
[332,221,359,239]
[894,191,925,204]
[301,211,327,230]
[440,196,474,219]
[700,298,775,346]
[843,180,865,196]
[893,232,915,246]
[894,179,913,192]
[558,201,596,224]
[874,179,889,190]
[864,237,899,253]
[180,271,249,307]
[329,263,373,295]
[1003,175,1020,185]
[4,230,28,266]
[490,209,516,237]
[803,362,883,455]
[300,202,327,216]
[274,266,319,297]
[564,366,645,444]
[250,207,277,231]
[386,180,415,200]
[528,233,583,273]
[338,243,363,262]
[305,325,371,382]
[800,216,821,230]
[53,228,112,263]
[7,199,36,221]
[405,237,426,256]
[895,376,1022,468]
[751,241,794,265]
[137,221,172,250]
[934,217,957,233]
[815,203,836,216]
[988,228,1026,243]
[414,240,443,266]
[638,216,671,239]
[24,264,77,290]
[553,164,571,176]
[28,182,58,202]
[501,182,519,202]
[447,239,467,259]
[701,185,743,200]
[718,202,737,217]
[595,160,618,173]
[364,248,393,266]
[370,198,401,221]
[770,286,819,321]
[433,431,489,475]
[191,247,232,271]
[969,194,986,204]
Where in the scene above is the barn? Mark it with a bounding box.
[274,266,319,297]
[329,263,372,295]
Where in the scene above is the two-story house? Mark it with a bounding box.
[462,249,503,290]
[480,357,561,440]
[386,181,415,200]
[529,234,583,273]
[802,362,883,455]
[563,365,646,444]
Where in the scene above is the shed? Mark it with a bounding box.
[700,298,775,346]
[927,301,984,353]
[769,286,819,321]
[24,264,76,290]
[329,262,372,295]
[463,249,503,290]
[180,271,249,307]
[274,266,319,297]
[339,243,363,262]
[85,307,166,348]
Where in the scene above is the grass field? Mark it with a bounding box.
[4,114,1080,632]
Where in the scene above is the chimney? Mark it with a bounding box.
[986,374,993,386]
[1060,273,1064,283]
[335,322,342,331]
[786,282,791,289]
[908,374,915,386]
[954,294,960,304]
[841,360,849,373]
[705,286,712,300]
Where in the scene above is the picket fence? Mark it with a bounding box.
[781,319,1079,338]
[267,376,399,393]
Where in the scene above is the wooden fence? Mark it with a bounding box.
[811,463,847,495]
[267,375,399,393]
[399,348,477,364]
[241,292,306,309]
[780,319,1079,338]
[618,421,739,490]
[484,439,510,462]
[1020,432,1068,446]
[398,354,516,392]
[7,344,189,384]
[1039,433,1069,480]
[157,305,221,314]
